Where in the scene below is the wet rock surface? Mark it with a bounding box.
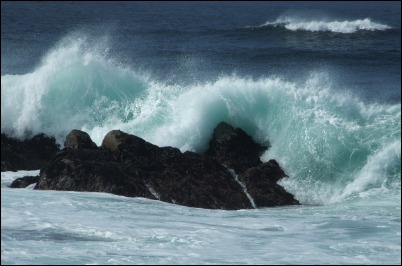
[64,130,97,150]
[9,176,40,188]
[242,160,300,207]
[204,122,268,173]
[1,133,60,172]
[8,123,300,209]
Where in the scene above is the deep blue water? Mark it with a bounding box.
[1,2,401,265]
[2,1,401,101]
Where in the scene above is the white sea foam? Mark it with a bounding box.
[1,170,40,187]
[1,36,400,206]
[335,140,401,201]
[261,17,391,33]
[2,177,401,264]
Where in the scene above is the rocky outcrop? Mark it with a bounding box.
[64,130,97,150]
[242,160,300,207]
[204,122,268,173]
[9,122,299,210]
[9,176,40,188]
[37,148,155,199]
[36,129,253,209]
[1,133,60,171]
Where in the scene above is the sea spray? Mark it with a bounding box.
[2,2,401,264]
[1,37,400,206]
[1,34,147,139]
[145,182,161,200]
[337,140,401,201]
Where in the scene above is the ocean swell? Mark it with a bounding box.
[1,37,400,205]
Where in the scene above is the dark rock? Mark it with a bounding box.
[9,176,40,188]
[37,131,252,210]
[101,130,165,171]
[1,133,60,172]
[64,130,98,150]
[143,150,252,209]
[37,148,154,198]
[242,160,300,207]
[23,122,300,210]
[101,130,130,153]
[1,161,15,172]
[204,122,268,173]
[102,129,159,157]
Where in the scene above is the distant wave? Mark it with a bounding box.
[256,17,391,33]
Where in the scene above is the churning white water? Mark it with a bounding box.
[1,170,401,265]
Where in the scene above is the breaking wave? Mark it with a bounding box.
[1,35,400,205]
[257,17,391,33]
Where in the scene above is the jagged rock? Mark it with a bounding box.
[143,149,252,209]
[241,160,299,207]
[37,148,154,198]
[11,122,300,210]
[36,130,253,210]
[204,122,268,173]
[64,130,97,150]
[9,176,40,188]
[1,133,60,171]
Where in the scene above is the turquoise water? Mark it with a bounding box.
[1,2,400,264]
[1,37,400,207]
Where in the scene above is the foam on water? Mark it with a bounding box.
[1,182,400,264]
[259,17,391,33]
[2,3,400,264]
[1,170,40,188]
[1,36,400,206]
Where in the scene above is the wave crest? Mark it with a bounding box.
[1,36,400,205]
[260,17,391,33]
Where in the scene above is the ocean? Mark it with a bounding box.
[1,1,401,264]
